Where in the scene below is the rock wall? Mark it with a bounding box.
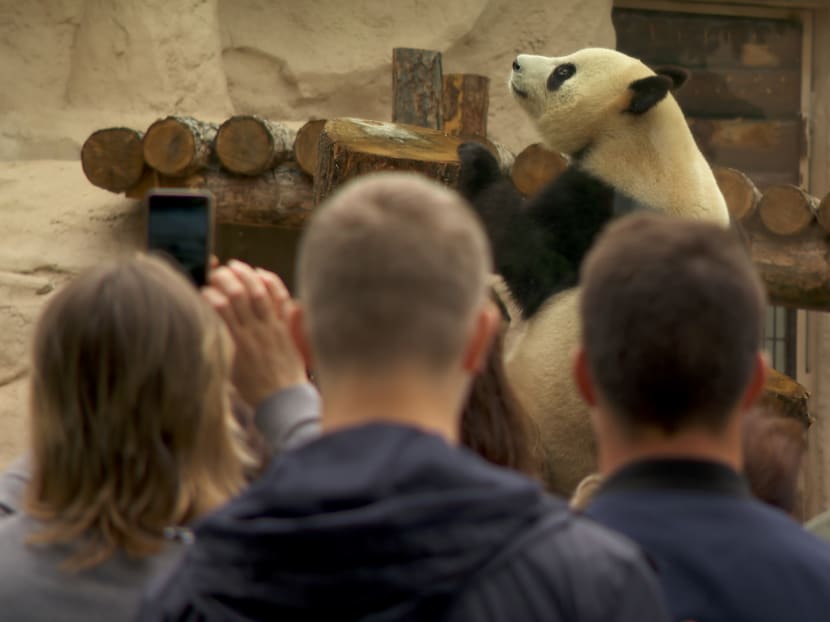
[0,0,615,467]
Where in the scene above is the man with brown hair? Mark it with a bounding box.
[577,212,830,622]
[140,173,668,621]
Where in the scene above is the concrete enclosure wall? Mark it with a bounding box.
[0,0,615,467]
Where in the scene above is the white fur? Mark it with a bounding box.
[503,48,730,494]
[510,48,729,225]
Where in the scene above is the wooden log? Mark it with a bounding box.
[392,48,443,130]
[511,143,569,197]
[759,367,812,428]
[81,128,146,193]
[817,192,830,234]
[758,185,819,236]
[442,74,489,137]
[314,118,464,205]
[215,116,294,176]
[714,166,761,221]
[155,162,313,229]
[293,119,327,177]
[748,223,830,311]
[143,116,217,177]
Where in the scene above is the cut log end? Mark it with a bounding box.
[215,116,294,176]
[143,116,216,177]
[758,185,819,236]
[511,143,569,196]
[714,166,761,222]
[81,128,145,193]
[293,119,327,177]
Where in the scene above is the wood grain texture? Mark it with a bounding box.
[511,143,569,197]
[215,116,294,175]
[143,116,217,177]
[392,48,443,130]
[293,119,327,177]
[314,118,463,204]
[714,166,761,221]
[81,127,146,192]
[758,184,818,235]
[442,74,489,137]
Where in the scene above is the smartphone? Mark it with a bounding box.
[145,188,214,287]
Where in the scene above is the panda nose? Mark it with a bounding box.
[512,58,521,72]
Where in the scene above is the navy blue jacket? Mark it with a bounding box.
[587,459,830,622]
[139,424,668,621]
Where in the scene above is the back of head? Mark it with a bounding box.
[297,172,492,380]
[27,255,250,569]
[580,212,765,435]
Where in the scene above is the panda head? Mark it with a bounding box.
[509,48,687,156]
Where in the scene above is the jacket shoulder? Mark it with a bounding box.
[445,509,670,622]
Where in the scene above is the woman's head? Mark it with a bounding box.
[26,255,250,569]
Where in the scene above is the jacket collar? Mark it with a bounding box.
[598,458,752,498]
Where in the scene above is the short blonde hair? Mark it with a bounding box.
[297,172,492,377]
[26,255,251,570]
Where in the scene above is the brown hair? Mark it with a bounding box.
[26,255,252,570]
[297,172,492,378]
[742,410,807,515]
[460,313,542,477]
[580,212,765,435]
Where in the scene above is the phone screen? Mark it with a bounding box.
[146,190,213,287]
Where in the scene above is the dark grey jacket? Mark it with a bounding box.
[139,423,669,622]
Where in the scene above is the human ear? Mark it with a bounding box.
[461,302,500,374]
[286,304,314,371]
[739,352,768,411]
[572,346,598,407]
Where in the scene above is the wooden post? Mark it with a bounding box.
[714,166,761,222]
[293,119,327,177]
[215,116,295,176]
[511,143,569,197]
[143,116,217,177]
[314,118,464,204]
[81,128,146,193]
[392,48,443,130]
[758,185,819,236]
[442,74,489,137]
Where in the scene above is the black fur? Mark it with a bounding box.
[458,142,647,318]
[627,75,674,115]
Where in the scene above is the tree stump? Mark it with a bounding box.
[758,185,819,236]
[714,166,761,222]
[81,128,146,192]
[511,143,569,196]
[155,161,313,229]
[314,118,464,204]
[293,119,327,177]
[442,74,489,137]
[392,48,443,130]
[143,116,217,177]
[215,116,295,176]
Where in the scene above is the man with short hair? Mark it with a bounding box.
[576,212,830,622]
[139,173,668,621]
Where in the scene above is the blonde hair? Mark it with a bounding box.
[297,172,492,378]
[25,255,251,570]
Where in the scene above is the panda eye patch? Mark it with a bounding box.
[547,63,576,91]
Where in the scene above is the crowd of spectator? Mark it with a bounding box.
[3,171,830,621]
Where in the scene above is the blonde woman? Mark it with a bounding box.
[0,255,302,621]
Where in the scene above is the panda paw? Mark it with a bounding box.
[457,142,503,202]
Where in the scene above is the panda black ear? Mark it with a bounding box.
[626,75,674,115]
[653,66,689,91]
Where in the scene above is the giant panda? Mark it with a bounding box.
[458,47,730,495]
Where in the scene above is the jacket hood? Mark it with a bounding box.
[184,423,555,619]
